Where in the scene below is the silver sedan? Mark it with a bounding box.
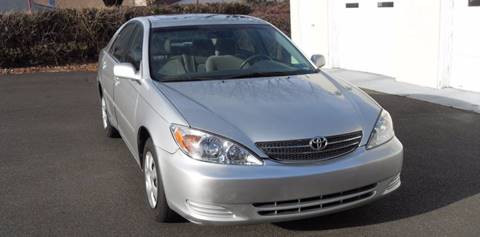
[97,14,403,225]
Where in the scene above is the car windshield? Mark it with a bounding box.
[149,24,317,82]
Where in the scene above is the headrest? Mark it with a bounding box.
[150,35,167,55]
[215,38,236,56]
[192,39,215,56]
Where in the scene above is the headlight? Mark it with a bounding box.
[367,110,395,149]
[170,125,263,166]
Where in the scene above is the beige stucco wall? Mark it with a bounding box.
[56,0,105,8]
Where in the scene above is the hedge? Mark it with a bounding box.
[251,2,290,38]
[0,3,290,69]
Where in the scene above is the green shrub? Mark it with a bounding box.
[0,3,289,68]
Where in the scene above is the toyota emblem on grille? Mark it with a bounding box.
[309,137,328,151]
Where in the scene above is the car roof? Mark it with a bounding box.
[140,14,268,28]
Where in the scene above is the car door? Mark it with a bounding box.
[100,22,136,128]
[113,22,144,153]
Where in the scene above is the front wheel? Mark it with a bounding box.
[143,139,177,222]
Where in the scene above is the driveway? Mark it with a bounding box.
[0,72,479,236]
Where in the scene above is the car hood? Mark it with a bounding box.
[154,72,381,156]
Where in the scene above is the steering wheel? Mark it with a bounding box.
[239,54,273,69]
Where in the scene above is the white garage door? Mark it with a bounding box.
[449,0,480,92]
[332,0,397,77]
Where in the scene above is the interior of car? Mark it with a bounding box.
[148,25,310,81]
[151,36,254,75]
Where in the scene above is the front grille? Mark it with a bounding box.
[253,184,376,216]
[256,131,363,163]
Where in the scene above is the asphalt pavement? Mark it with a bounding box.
[1,72,479,236]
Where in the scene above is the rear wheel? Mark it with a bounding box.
[143,139,176,222]
[101,96,119,138]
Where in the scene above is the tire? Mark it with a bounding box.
[100,96,120,138]
[143,138,177,222]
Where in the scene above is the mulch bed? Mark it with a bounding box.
[0,63,98,75]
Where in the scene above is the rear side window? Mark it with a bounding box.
[110,23,136,62]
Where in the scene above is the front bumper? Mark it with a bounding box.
[157,137,403,225]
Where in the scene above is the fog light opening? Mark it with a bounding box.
[383,174,401,195]
[186,200,236,219]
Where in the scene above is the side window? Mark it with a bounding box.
[126,24,144,71]
[109,23,135,62]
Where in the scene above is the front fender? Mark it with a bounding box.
[132,79,188,165]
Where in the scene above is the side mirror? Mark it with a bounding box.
[311,54,326,68]
[113,63,141,81]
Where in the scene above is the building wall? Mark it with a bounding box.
[394,0,441,88]
[134,0,147,6]
[0,0,29,12]
[291,0,442,88]
[0,0,56,12]
[290,0,480,91]
[55,0,105,8]
[34,0,55,6]
[290,0,329,65]
[447,0,480,92]
[34,0,49,6]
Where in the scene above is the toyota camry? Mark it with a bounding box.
[97,14,403,225]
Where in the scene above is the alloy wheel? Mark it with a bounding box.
[144,151,158,209]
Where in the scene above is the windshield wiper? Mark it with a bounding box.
[161,75,225,82]
[224,69,318,79]
[159,69,319,82]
